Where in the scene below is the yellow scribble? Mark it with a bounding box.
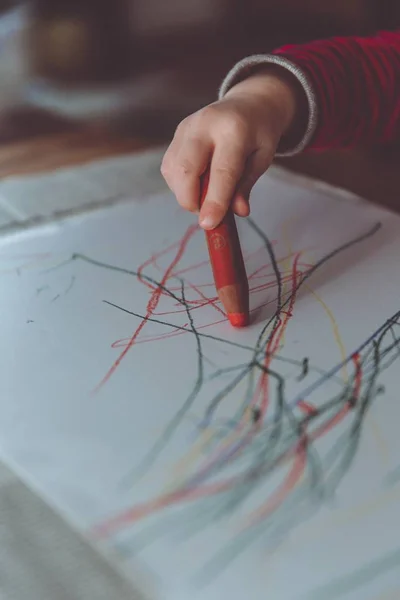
[304,283,389,464]
[163,401,256,492]
[304,283,349,383]
[285,230,388,465]
[165,428,214,491]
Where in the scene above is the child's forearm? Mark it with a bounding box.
[220,31,400,154]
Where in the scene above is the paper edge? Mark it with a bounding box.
[0,146,381,242]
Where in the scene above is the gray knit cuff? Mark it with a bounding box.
[218,54,318,156]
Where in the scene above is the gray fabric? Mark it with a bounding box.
[0,462,14,486]
[218,54,318,156]
[0,463,142,600]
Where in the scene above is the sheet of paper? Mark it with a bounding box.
[1,170,400,600]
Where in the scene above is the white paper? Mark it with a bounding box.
[1,172,400,600]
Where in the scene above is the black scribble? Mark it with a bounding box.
[121,280,206,486]
[50,218,398,588]
[252,407,262,424]
[36,285,49,295]
[64,275,76,295]
[298,357,309,381]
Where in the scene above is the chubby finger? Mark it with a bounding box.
[231,195,250,217]
[162,136,210,212]
[199,143,247,229]
[232,147,274,215]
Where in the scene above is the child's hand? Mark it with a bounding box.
[161,68,302,229]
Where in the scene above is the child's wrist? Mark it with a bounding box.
[225,66,309,149]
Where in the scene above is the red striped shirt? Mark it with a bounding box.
[275,31,400,150]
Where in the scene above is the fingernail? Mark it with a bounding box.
[199,214,215,229]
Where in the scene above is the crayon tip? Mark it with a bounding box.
[228,312,249,328]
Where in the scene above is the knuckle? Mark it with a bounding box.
[198,104,218,120]
[175,159,196,178]
[220,111,248,138]
[192,104,249,141]
[214,164,237,183]
[175,116,191,136]
[194,104,224,129]
[160,156,169,173]
[175,111,206,138]
[160,157,172,180]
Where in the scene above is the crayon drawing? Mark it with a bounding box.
[1,174,400,599]
[77,219,394,576]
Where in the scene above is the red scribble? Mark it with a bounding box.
[136,237,188,292]
[185,279,226,317]
[94,225,198,392]
[93,229,364,536]
[310,404,350,441]
[298,400,318,416]
[151,277,224,317]
[352,352,362,399]
[93,341,366,537]
[93,428,306,539]
[309,353,363,440]
[244,434,308,528]
[111,316,228,349]
[253,253,302,420]
[92,464,258,539]
[169,258,210,278]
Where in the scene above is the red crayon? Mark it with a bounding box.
[199,171,249,328]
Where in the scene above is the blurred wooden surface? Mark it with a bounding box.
[0,118,154,177]
[0,130,148,177]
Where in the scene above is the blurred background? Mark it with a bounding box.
[0,0,399,204]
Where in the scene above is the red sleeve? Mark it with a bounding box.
[275,31,400,151]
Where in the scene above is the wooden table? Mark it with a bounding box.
[0,108,157,178]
